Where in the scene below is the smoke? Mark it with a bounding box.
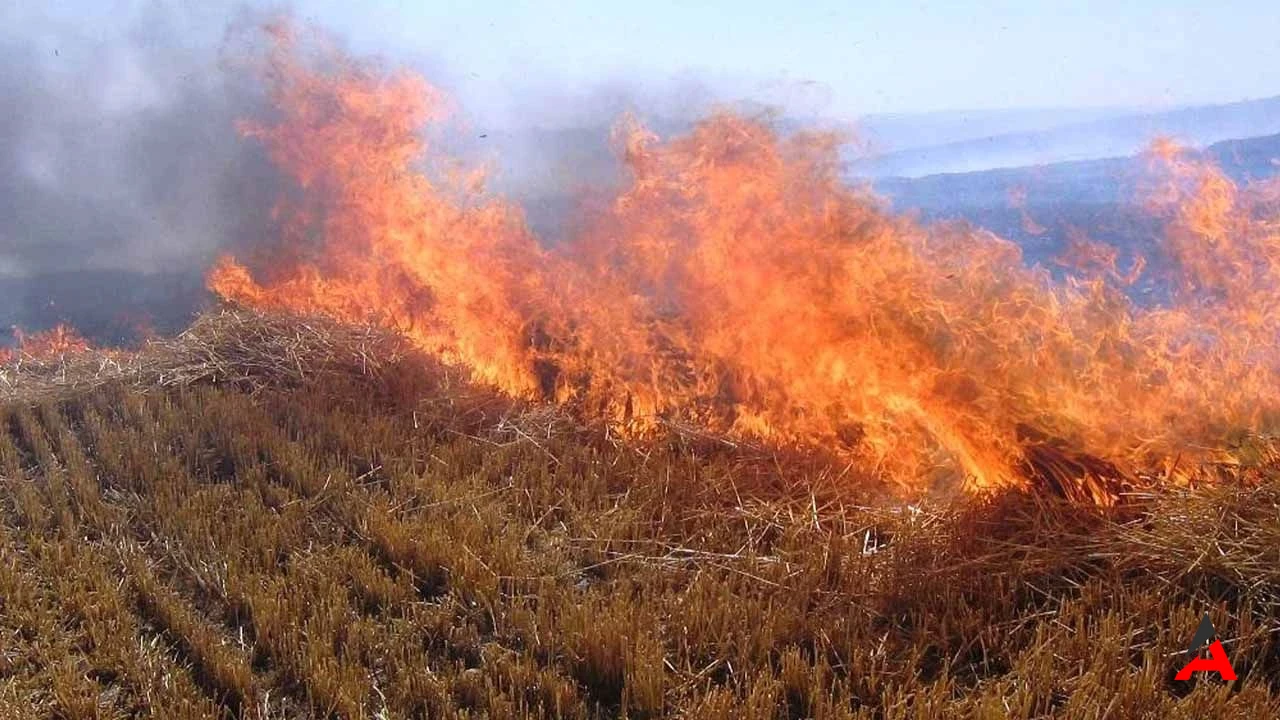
[0,4,815,343]
[447,77,718,242]
[0,5,744,276]
[0,3,280,280]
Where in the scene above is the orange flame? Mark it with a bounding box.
[210,23,1280,494]
[2,324,91,363]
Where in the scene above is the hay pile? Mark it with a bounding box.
[0,308,420,404]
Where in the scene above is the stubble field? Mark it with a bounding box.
[0,311,1278,719]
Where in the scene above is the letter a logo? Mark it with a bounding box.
[1175,612,1236,681]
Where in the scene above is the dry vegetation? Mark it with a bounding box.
[0,310,1278,718]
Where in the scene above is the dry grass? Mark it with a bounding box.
[0,309,1277,718]
[0,308,442,404]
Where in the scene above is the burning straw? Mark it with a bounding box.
[197,22,1280,499]
[4,304,1276,505]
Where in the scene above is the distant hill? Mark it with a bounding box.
[870,131,1280,274]
[854,96,1280,177]
[874,131,1280,214]
[853,106,1141,157]
[1208,132,1280,180]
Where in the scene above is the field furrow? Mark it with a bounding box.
[1,379,1277,718]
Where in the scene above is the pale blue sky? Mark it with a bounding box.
[9,1,1280,125]
[296,0,1280,119]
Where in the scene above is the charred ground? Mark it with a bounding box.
[0,311,1277,718]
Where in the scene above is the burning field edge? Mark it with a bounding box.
[0,308,1278,717]
[4,307,1277,504]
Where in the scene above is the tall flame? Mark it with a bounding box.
[210,23,1280,494]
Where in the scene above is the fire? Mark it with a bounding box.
[210,22,1280,495]
[1,324,91,363]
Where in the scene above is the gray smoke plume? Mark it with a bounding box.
[0,4,764,344]
[0,3,285,342]
[0,3,279,279]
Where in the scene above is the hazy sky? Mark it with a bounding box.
[293,0,1280,119]
[10,1,1280,124]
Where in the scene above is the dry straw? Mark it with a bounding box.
[0,308,413,403]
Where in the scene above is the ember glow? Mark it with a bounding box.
[209,23,1280,496]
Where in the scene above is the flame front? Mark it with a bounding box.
[210,23,1280,494]
[1,325,90,363]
